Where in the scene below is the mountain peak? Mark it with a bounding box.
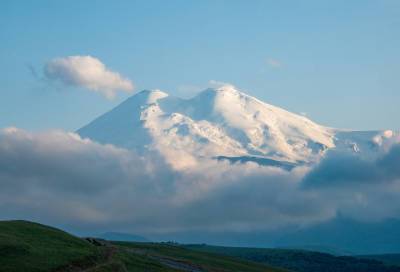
[134,89,169,104]
[209,84,238,93]
[197,84,240,97]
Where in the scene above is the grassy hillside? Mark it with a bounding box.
[0,220,101,272]
[0,220,285,272]
[115,241,286,272]
[185,244,400,272]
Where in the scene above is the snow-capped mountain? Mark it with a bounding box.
[78,85,397,169]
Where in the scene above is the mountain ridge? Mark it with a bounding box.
[78,85,397,169]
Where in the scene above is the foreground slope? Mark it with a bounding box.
[0,220,98,271]
[0,220,285,272]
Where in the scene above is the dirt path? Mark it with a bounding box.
[53,239,119,272]
[151,256,204,272]
[83,246,118,272]
[126,248,204,272]
[55,240,203,272]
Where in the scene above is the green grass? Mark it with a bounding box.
[0,220,285,272]
[115,241,286,272]
[0,220,100,272]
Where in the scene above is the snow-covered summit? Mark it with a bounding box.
[78,85,397,168]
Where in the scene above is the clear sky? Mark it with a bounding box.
[1,0,399,131]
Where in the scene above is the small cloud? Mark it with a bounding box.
[300,112,308,117]
[266,58,283,68]
[27,63,39,79]
[208,80,235,89]
[44,55,134,99]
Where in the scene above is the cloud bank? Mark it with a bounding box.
[1,128,400,235]
[302,146,400,221]
[44,56,134,99]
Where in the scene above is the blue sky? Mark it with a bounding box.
[1,0,399,131]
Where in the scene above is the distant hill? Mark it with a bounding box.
[185,244,400,272]
[277,245,354,256]
[275,217,400,255]
[357,254,400,267]
[143,216,400,255]
[95,232,149,242]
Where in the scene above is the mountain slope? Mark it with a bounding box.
[78,85,397,168]
[0,220,99,271]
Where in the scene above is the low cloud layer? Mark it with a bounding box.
[302,147,400,221]
[44,56,134,99]
[1,128,400,235]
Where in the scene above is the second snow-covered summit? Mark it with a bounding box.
[78,85,396,168]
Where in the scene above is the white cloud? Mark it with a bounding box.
[44,55,134,99]
[300,112,308,117]
[1,127,400,236]
[208,79,235,89]
[0,128,324,233]
[266,58,283,68]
